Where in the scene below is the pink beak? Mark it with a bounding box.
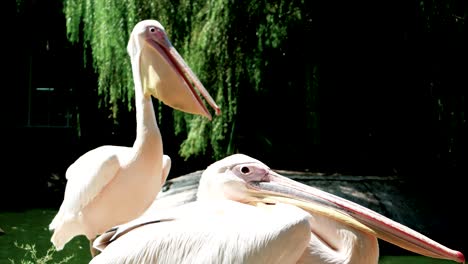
[246,170,465,263]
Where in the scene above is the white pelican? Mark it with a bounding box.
[90,154,465,264]
[49,19,220,256]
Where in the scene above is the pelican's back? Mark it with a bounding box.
[91,201,312,264]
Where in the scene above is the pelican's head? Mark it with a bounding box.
[197,154,269,202]
[127,19,220,120]
[197,154,465,263]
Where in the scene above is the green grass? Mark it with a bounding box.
[0,209,91,264]
[0,209,459,264]
[379,256,457,264]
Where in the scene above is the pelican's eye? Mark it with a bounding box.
[149,27,157,33]
[231,163,269,183]
[240,166,251,174]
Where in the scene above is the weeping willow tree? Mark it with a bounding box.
[63,0,308,161]
[62,0,466,175]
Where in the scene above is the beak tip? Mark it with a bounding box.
[203,107,220,120]
[204,112,213,121]
[455,251,465,263]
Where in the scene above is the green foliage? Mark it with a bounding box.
[177,0,307,159]
[62,0,466,166]
[64,0,135,116]
[8,242,73,264]
[63,0,307,160]
[16,0,25,13]
[418,0,467,32]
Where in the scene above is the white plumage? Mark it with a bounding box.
[90,154,464,263]
[49,19,220,254]
[91,200,311,264]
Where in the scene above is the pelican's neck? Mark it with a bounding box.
[131,56,160,149]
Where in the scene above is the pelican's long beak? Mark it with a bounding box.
[246,171,465,263]
[140,29,220,120]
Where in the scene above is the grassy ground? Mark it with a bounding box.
[379,256,456,264]
[0,209,91,264]
[0,209,458,264]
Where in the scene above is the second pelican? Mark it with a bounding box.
[91,154,464,264]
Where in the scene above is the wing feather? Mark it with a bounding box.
[90,201,311,264]
[50,146,130,230]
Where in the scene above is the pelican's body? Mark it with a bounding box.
[91,200,311,264]
[50,143,167,247]
[91,202,377,264]
[91,154,464,264]
[49,19,220,253]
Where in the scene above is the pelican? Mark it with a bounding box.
[49,19,220,256]
[90,154,465,264]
